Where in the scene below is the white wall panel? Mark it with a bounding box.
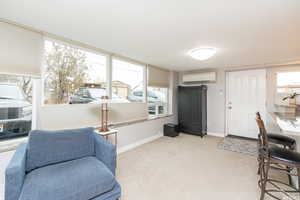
[39,103,148,130]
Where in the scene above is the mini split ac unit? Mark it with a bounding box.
[182,72,216,83]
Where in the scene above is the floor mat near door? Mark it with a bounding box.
[217,136,258,156]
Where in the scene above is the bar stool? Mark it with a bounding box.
[256,112,296,175]
[256,112,300,200]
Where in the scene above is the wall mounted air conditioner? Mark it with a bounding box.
[182,72,216,83]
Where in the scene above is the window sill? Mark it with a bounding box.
[0,114,174,153]
[41,101,147,107]
[105,114,173,128]
[148,114,173,121]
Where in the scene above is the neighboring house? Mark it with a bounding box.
[101,81,131,100]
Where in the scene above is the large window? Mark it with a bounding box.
[112,58,145,102]
[148,87,168,116]
[43,40,170,117]
[0,74,33,140]
[44,40,107,105]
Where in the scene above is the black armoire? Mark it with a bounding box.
[178,86,207,137]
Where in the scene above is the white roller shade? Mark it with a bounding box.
[148,66,170,88]
[0,22,43,77]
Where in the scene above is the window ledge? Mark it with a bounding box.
[147,114,173,121]
[0,114,174,153]
[106,114,173,128]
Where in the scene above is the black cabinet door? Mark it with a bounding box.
[178,86,207,137]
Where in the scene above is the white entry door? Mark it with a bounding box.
[227,69,266,138]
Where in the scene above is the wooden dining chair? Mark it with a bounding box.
[256,112,300,200]
[256,112,296,175]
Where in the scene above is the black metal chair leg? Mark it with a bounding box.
[260,159,270,200]
[297,168,300,190]
[258,155,262,175]
[287,166,293,185]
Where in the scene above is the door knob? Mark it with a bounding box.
[228,106,232,109]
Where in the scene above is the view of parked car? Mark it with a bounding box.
[128,90,164,114]
[69,87,129,104]
[0,84,32,140]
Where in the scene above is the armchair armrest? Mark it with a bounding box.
[94,134,117,175]
[5,143,27,200]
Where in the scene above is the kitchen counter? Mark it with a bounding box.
[269,112,300,136]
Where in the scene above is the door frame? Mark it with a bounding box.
[225,71,230,137]
[225,68,267,137]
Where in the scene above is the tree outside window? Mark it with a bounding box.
[44,40,106,105]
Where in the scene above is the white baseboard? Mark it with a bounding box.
[116,131,224,154]
[117,131,163,154]
[207,132,225,137]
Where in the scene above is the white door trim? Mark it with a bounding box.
[225,69,267,138]
[225,72,230,137]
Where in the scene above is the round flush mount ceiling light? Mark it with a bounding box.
[188,48,217,61]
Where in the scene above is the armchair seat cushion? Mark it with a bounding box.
[19,156,116,200]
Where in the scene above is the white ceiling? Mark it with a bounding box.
[1,0,300,71]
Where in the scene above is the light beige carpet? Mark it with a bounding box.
[117,134,262,200]
[0,134,291,200]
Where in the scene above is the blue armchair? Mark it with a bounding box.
[5,127,121,200]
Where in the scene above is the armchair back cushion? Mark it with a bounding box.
[26,127,95,172]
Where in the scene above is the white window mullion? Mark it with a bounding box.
[143,65,148,103]
[32,79,42,130]
[168,71,173,115]
[106,55,112,99]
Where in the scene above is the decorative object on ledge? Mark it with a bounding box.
[282,92,299,105]
[100,96,109,132]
